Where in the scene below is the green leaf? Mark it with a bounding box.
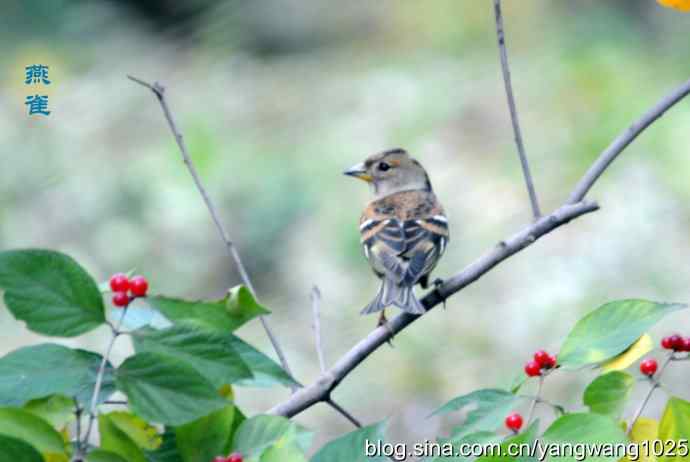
[87,450,130,462]
[542,413,627,462]
[658,397,690,462]
[176,403,235,462]
[0,343,115,407]
[0,249,105,336]
[600,334,653,373]
[115,352,228,426]
[310,422,387,462]
[584,371,635,419]
[132,326,253,388]
[225,285,270,329]
[228,335,297,388]
[430,389,521,438]
[476,421,539,462]
[558,300,685,369]
[0,408,67,459]
[0,434,44,462]
[261,444,308,462]
[147,289,267,334]
[233,415,313,459]
[99,413,148,462]
[24,395,74,429]
[145,429,184,462]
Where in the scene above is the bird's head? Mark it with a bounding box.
[344,148,431,199]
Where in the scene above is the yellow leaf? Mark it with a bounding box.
[622,418,659,462]
[601,334,653,373]
[657,0,690,12]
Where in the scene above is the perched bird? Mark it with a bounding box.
[344,148,449,325]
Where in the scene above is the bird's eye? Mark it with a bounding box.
[378,162,391,172]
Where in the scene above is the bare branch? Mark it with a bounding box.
[568,77,690,204]
[127,75,293,378]
[269,200,598,418]
[128,75,361,427]
[493,0,541,221]
[311,286,327,373]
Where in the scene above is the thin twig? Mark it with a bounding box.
[493,0,541,221]
[128,75,360,427]
[311,286,327,373]
[568,77,690,204]
[627,352,674,436]
[73,398,82,455]
[74,307,128,460]
[525,375,544,426]
[326,399,362,428]
[268,76,690,419]
[127,75,293,379]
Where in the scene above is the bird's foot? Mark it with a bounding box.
[433,278,447,309]
[377,311,395,347]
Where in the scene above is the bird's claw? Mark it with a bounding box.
[378,311,395,347]
[433,278,447,309]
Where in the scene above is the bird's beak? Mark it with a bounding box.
[343,162,372,182]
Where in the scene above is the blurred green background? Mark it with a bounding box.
[2,0,690,451]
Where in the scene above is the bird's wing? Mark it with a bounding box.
[360,215,449,285]
[401,215,449,286]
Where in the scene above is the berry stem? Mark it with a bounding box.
[525,374,544,427]
[627,351,674,436]
[74,306,129,460]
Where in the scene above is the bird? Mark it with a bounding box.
[344,148,449,327]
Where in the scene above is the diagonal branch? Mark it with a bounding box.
[568,77,690,204]
[493,0,541,221]
[269,200,598,417]
[127,75,292,378]
[128,75,361,428]
[268,76,690,419]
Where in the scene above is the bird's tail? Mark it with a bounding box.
[360,278,426,315]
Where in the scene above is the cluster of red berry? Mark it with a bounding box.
[213,453,243,462]
[524,349,557,377]
[639,333,690,377]
[109,273,149,307]
[661,334,690,352]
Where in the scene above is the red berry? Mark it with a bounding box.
[544,354,557,369]
[228,453,243,462]
[109,273,130,292]
[505,412,523,431]
[524,360,542,377]
[112,291,130,307]
[129,275,149,297]
[668,334,684,351]
[533,350,551,367]
[680,337,690,351]
[661,336,674,350]
[640,358,658,376]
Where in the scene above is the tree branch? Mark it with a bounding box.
[269,76,690,419]
[568,77,690,204]
[127,75,293,378]
[269,200,598,418]
[128,75,361,427]
[493,0,541,221]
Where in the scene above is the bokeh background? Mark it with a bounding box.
[2,0,690,453]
